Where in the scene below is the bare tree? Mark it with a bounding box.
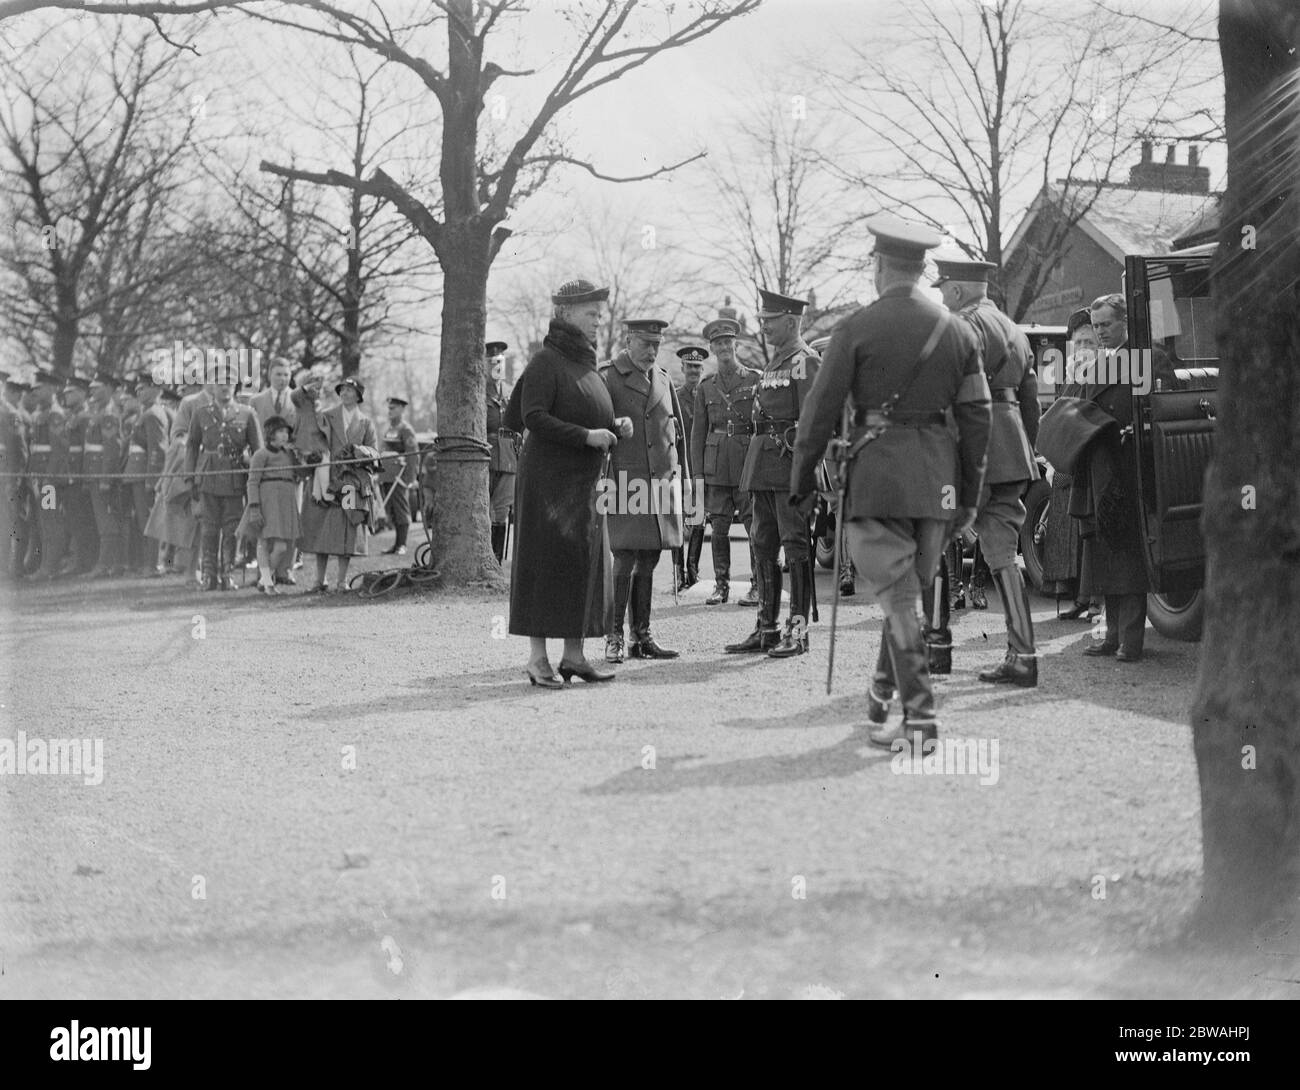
[1191,0,1300,936]
[824,0,1215,319]
[0,20,202,375]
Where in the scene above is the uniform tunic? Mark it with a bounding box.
[599,352,688,552]
[508,319,616,639]
[485,381,518,524]
[689,363,761,517]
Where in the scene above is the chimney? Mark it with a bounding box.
[1141,139,1152,164]
[1127,140,1210,194]
[1188,145,1199,167]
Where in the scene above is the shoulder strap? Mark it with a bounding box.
[881,311,949,414]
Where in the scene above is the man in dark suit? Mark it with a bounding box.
[936,259,1041,686]
[599,318,689,663]
[673,345,707,590]
[791,215,991,747]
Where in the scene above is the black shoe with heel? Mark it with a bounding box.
[558,659,616,683]
[527,664,564,689]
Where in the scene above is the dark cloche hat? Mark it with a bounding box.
[1066,307,1093,336]
[551,278,610,305]
[624,318,668,336]
[932,257,997,286]
[702,317,740,341]
[387,396,409,408]
[756,288,808,318]
[263,414,291,436]
[866,214,944,261]
[335,376,365,403]
[485,341,508,356]
[677,346,709,362]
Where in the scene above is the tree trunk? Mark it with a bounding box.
[52,279,78,376]
[1190,0,1300,934]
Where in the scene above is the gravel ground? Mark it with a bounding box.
[0,534,1287,998]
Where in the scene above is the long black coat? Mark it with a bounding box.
[508,320,617,638]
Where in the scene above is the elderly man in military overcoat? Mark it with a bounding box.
[600,318,689,663]
[791,216,991,747]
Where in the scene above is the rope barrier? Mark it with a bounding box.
[0,451,427,481]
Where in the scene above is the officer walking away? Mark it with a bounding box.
[725,289,820,658]
[674,345,707,591]
[691,316,762,607]
[935,259,1041,686]
[380,396,419,556]
[600,318,688,663]
[485,341,519,563]
[791,216,991,747]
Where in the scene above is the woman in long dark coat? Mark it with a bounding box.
[508,278,632,687]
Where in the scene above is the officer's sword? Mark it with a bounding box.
[826,400,852,696]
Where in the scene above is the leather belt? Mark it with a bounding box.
[991,388,1019,403]
[759,419,798,436]
[852,409,946,427]
[712,422,755,436]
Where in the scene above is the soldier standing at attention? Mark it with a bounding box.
[673,346,707,591]
[691,316,762,607]
[790,216,991,748]
[83,372,127,578]
[28,371,69,580]
[935,259,1041,687]
[600,318,688,663]
[187,372,262,590]
[725,289,820,658]
[484,341,518,564]
[61,374,99,574]
[380,396,419,557]
[0,378,27,579]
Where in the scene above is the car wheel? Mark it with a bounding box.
[1147,588,1204,641]
[1019,479,1052,595]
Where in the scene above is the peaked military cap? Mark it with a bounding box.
[552,278,609,305]
[485,341,508,356]
[7,376,31,392]
[91,370,121,387]
[33,369,61,387]
[702,317,740,342]
[676,346,709,362]
[756,288,808,318]
[866,214,944,260]
[387,396,409,408]
[159,386,182,403]
[932,258,997,286]
[624,318,669,336]
[64,374,92,390]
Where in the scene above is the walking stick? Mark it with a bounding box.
[826,401,852,695]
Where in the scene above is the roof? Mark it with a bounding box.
[1005,183,1220,264]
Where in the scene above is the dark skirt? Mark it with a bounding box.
[300,495,367,557]
[509,437,612,638]
[1039,472,1081,598]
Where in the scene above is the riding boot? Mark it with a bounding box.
[838,553,856,597]
[866,618,896,725]
[868,607,937,748]
[685,524,704,587]
[630,566,654,645]
[706,532,730,605]
[725,560,780,653]
[490,523,506,562]
[978,567,1038,686]
[737,538,760,605]
[768,558,809,657]
[201,528,220,591]
[219,530,238,590]
[948,540,967,609]
[921,554,953,675]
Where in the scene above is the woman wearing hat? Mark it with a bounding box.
[298,376,377,593]
[508,278,633,686]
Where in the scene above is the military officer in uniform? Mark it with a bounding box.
[0,378,27,579]
[187,372,262,590]
[791,216,991,747]
[380,395,419,556]
[27,371,69,580]
[935,258,1041,686]
[484,341,519,563]
[673,346,708,591]
[691,317,762,607]
[725,289,820,658]
[600,318,688,662]
[82,372,128,577]
[61,374,99,574]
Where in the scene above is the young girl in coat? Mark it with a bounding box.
[244,415,301,595]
